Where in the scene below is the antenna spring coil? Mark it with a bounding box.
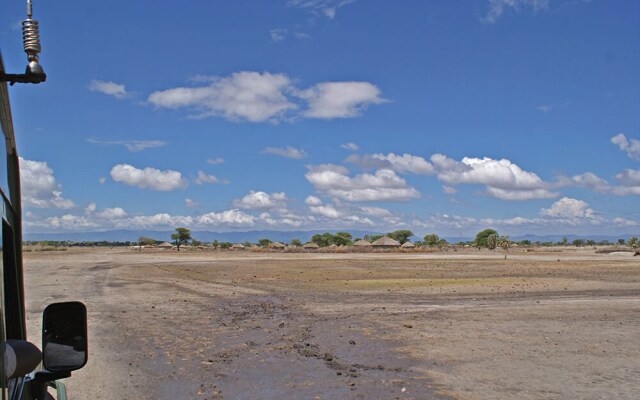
[22,18,41,60]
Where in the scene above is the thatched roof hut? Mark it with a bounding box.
[400,241,415,249]
[353,239,372,247]
[231,243,245,250]
[303,242,319,250]
[271,242,286,249]
[158,242,173,249]
[372,236,401,248]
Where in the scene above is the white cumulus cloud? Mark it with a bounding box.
[611,133,640,161]
[372,153,435,175]
[149,72,386,122]
[87,80,127,99]
[305,164,420,202]
[358,206,393,217]
[194,171,225,185]
[110,164,187,191]
[297,82,386,119]
[197,209,256,227]
[309,203,342,218]
[341,142,360,151]
[19,158,75,209]
[232,191,288,210]
[305,195,323,206]
[148,71,296,123]
[540,197,596,219]
[431,154,557,200]
[612,169,640,195]
[121,214,194,229]
[84,202,97,213]
[262,146,307,159]
[96,207,128,219]
[185,198,199,208]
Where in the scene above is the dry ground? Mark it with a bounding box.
[23,248,640,399]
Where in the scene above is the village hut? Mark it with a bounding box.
[231,243,245,250]
[303,242,319,250]
[371,236,401,249]
[400,241,415,250]
[157,242,173,249]
[325,244,338,252]
[353,239,373,248]
[271,242,286,250]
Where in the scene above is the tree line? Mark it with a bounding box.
[161,227,640,251]
[26,228,640,250]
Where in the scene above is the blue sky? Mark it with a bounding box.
[1,0,639,237]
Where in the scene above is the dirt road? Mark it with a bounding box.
[23,248,640,399]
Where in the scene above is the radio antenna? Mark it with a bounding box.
[0,0,47,85]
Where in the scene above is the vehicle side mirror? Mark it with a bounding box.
[42,302,88,372]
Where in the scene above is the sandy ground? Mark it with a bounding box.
[22,247,640,399]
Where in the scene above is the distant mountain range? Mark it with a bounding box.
[23,230,636,244]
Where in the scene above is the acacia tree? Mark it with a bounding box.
[311,232,334,247]
[333,232,353,246]
[499,235,511,251]
[137,236,156,251]
[171,227,191,251]
[486,233,498,251]
[387,230,413,244]
[364,234,384,243]
[423,234,440,246]
[475,229,498,249]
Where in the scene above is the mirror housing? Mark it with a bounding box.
[42,302,88,372]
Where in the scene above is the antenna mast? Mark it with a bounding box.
[0,0,47,85]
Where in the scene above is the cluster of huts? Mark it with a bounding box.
[231,236,414,251]
[137,236,418,252]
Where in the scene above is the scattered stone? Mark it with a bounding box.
[403,324,413,329]
[323,352,334,361]
[349,340,356,345]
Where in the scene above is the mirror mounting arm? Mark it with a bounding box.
[0,71,47,85]
[25,371,71,400]
[33,370,71,384]
[31,371,70,400]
